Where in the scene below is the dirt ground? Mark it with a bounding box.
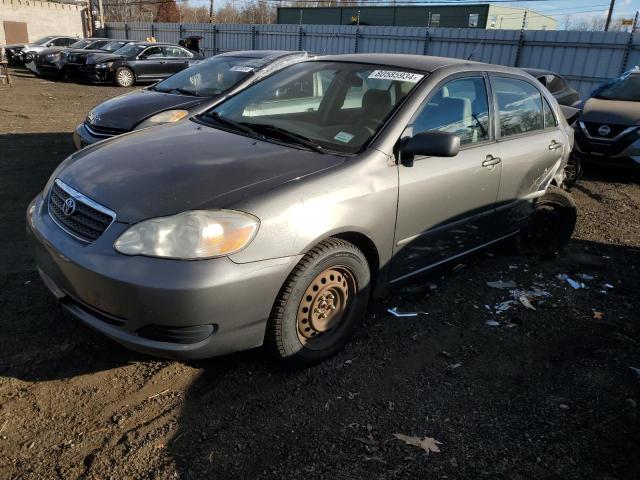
[1,69,639,480]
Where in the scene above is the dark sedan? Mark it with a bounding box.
[25,38,114,77]
[523,68,580,107]
[61,39,130,78]
[83,42,204,87]
[3,35,76,65]
[74,50,309,149]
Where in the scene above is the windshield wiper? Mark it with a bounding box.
[201,112,258,137]
[240,122,324,153]
[171,87,199,97]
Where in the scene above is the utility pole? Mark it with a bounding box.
[209,0,214,23]
[605,0,616,31]
[98,0,104,30]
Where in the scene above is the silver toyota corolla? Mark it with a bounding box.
[28,54,576,366]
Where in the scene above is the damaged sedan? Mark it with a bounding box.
[28,54,576,366]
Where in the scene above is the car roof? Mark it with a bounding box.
[312,53,485,73]
[522,67,555,77]
[219,50,306,59]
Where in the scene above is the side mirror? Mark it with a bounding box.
[401,131,461,167]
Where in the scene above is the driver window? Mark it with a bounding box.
[412,76,490,146]
[143,46,164,58]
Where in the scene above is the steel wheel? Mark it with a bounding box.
[296,266,356,350]
[116,67,134,87]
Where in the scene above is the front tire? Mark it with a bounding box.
[115,67,135,87]
[265,238,371,366]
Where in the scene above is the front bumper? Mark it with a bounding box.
[81,65,115,84]
[73,122,113,149]
[573,127,640,168]
[27,195,300,359]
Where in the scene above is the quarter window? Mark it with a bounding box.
[493,77,544,138]
[412,76,490,146]
[543,97,558,128]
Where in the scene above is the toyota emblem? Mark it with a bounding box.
[62,197,76,216]
[598,125,611,136]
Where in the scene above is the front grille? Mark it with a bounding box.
[84,122,129,137]
[48,180,115,242]
[577,129,639,156]
[583,122,631,139]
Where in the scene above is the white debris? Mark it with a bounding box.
[387,307,428,318]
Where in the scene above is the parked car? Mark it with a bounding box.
[523,68,580,107]
[572,68,640,169]
[25,38,112,77]
[28,54,576,366]
[17,36,79,64]
[82,41,205,87]
[3,36,73,65]
[62,40,131,78]
[74,50,310,149]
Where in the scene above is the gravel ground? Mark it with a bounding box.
[1,69,639,480]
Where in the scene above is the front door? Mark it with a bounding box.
[391,74,502,282]
[134,46,166,78]
[162,46,192,76]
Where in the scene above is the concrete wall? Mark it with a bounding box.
[487,5,557,31]
[0,0,86,45]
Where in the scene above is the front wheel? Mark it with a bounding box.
[525,186,577,257]
[114,67,135,87]
[265,238,371,366]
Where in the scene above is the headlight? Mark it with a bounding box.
[95,62,113,69]
[47,52,61,59]
[114,210,259,259]
[134,110,189,130]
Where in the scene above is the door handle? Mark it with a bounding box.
[549,140,562,150]
[159,60,166,64]
[482,155,502,167]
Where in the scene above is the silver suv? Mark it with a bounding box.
[28,54,576,366]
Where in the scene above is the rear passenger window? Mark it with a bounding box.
[543,97,557,128]
[493,77,544,138]
[412,76,490,146]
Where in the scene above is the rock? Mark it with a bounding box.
[625,398,637,409]
[559,404,570,411]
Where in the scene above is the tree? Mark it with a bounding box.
[155,0,180,23]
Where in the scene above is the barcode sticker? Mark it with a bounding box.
[368,70,424,83]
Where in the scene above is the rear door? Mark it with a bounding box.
[391,74,502,281]
[162,46,193,76]
[490,75,567,236]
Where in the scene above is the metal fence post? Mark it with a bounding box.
[354,27,360,53]
[179,24,184,39]
[423,27,430,56]
[251,25,257,50]
[124,23,129,40]
[151,23,155,39]
[298,25,304,51]
[213,24,217,55]
[620,11,639,74]
[514,10,528,67]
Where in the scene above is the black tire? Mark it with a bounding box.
[114,67,135,87]
[526,186,577,257]
[563,154,583,189]
[265,238,371,366]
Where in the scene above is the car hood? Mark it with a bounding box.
[582,97,640,125]
[88,89,210,131]
[57,121,346,223]
[23,44,47,52]
[3,43,26,49]
[87,53,124,64]
[37,47,66,55]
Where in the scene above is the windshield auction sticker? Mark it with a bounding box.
[230,65,254,72]
[368,70,424,83]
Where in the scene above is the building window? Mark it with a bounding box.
[489,14,497,29]
[469,13,480,28]
[430,13,440,27]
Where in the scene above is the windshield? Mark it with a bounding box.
[102,41,129,52]
[593,74,640,102]
[113,43,145,57]
[200,61,424,154]
[70,39,91,49]
[33,36,56,45]
[154,56,272,97]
